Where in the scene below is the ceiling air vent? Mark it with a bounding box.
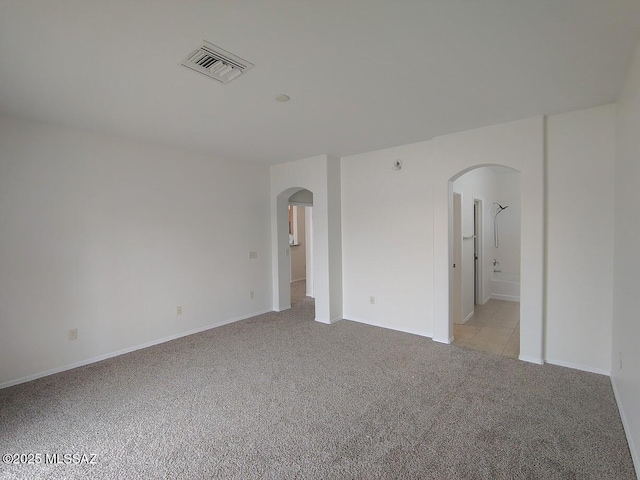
[181,41,254,84]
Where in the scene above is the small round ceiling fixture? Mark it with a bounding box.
[274,94,291,103]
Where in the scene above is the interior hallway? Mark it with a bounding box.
[453,300,520,358]
[290,279,313,308]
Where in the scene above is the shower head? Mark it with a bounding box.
[493,203,509,248]
[493,203,509,217]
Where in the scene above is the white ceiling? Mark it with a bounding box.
[1,1,639,165]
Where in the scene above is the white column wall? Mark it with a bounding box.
[612,40,640,472]
[546,104,615,374]
[305,207,314,297]
[327,156,343,322]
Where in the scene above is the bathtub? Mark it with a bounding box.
[491,272,520,302]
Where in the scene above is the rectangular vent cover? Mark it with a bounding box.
[181,41,254,84]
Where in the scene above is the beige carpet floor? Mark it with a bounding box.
[0,287,635,479]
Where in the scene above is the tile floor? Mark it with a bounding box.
[453,299,520,358]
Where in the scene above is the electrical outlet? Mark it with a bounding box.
[68,328,78,341]
[176,305,182,315]
[369,296,375,305]
[250,290,254,299]
[249,251,258,259]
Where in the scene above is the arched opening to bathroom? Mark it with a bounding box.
[449,165,521,358]
[274,187,315,318]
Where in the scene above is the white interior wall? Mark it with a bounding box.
[546,105,615,375]
[612,41,640,472]
[343,113,612,370]
[493,171,522,276]
[0,115,272,387]
[341,141,434,337]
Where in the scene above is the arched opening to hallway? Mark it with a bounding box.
[270,154,342,325]
[288,189,314,310]
[273,187,315,318]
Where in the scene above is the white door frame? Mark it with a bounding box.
[473,198,484,305]
[451,193,463,325]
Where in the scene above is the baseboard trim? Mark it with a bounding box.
[432,336,454,344]
[518,354,544,365]
[0,309,272,390]
[545,358,610,376]
[491,294,520,302]
[463,311,474,323]
[291,278,305,283]
[343,316,432,339]
[611,376,640,476]
[314,316,343,325]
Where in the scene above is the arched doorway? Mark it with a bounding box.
[270,154,343,325]
[288,189,314,309]
[431,119,544,365]
[449,165,522,358]
[273,187,313,312]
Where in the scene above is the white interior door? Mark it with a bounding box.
[451,193,462,324]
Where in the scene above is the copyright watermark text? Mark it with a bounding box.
[2,453,97,465]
